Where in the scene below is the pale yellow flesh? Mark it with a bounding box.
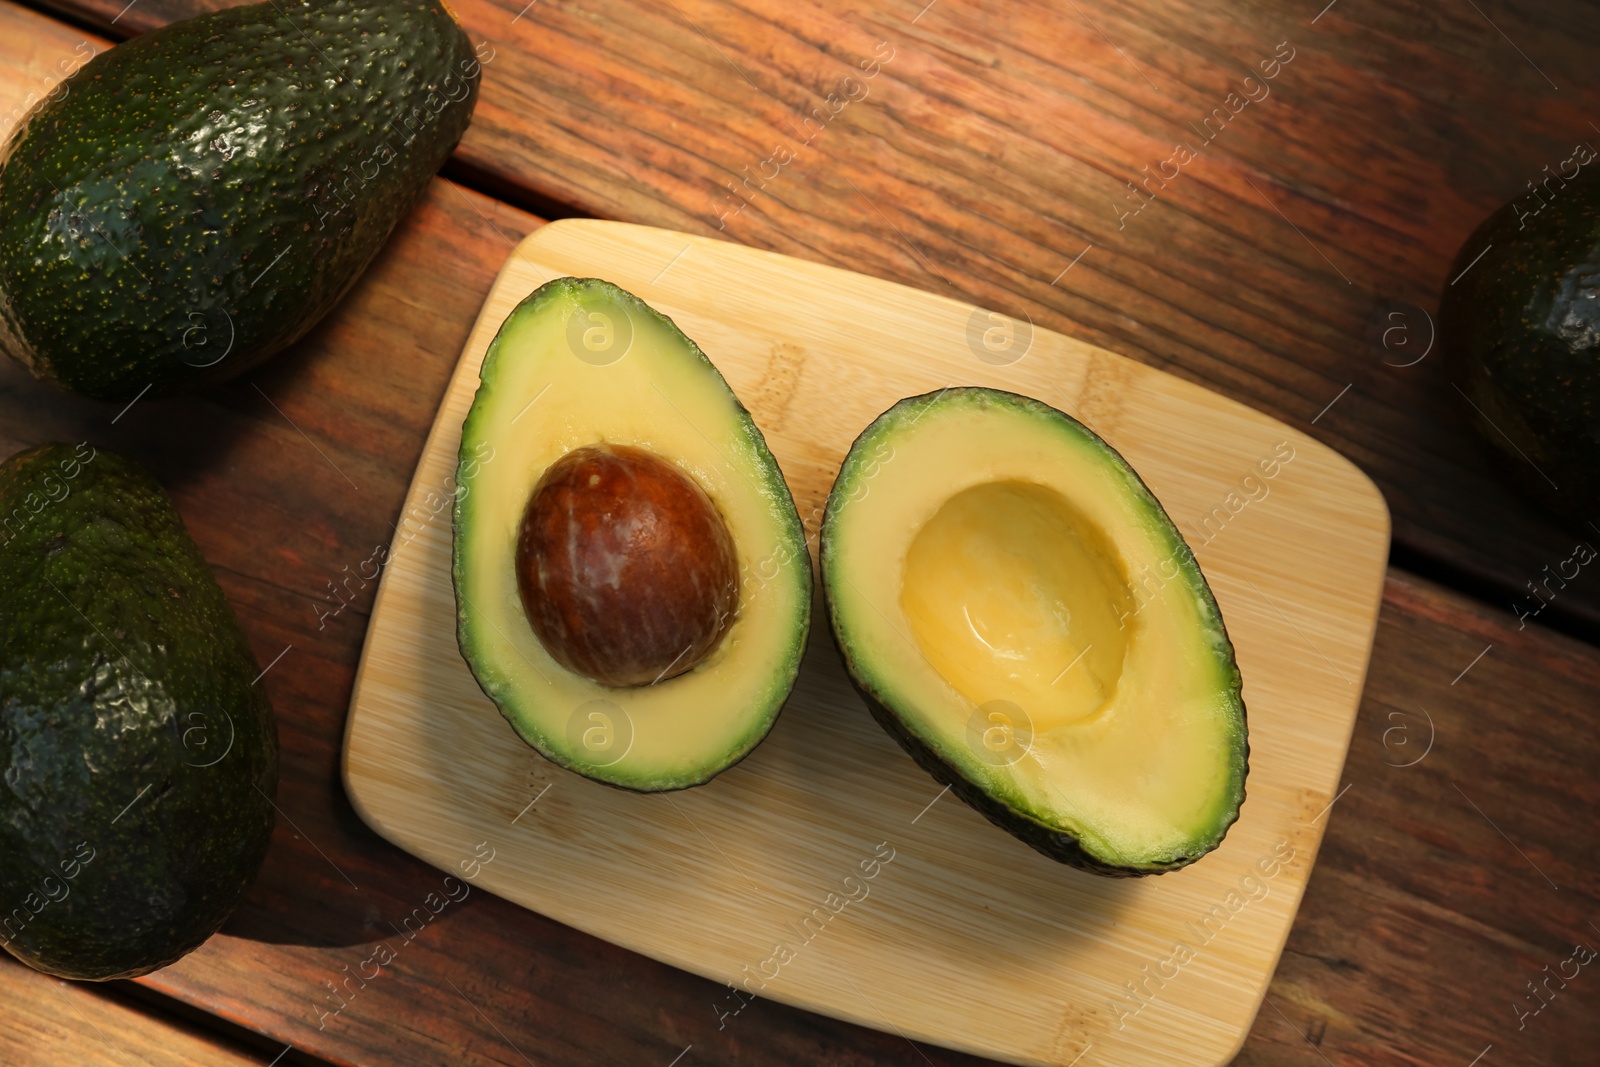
[458,294,807,784]
[831,402,1238,861]
[901,481,1134,730]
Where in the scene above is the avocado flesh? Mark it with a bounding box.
[0,445,278,979]
[822,388,1247,875]
[0,0,479,401]
[454,279,811,792]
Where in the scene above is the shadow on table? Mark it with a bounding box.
[219,773,486,949]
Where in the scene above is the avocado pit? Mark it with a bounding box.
[515,443,738,687]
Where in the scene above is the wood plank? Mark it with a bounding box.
[0,4,1595,1066]
[0,954,299,1066]
[1245,570,1600,1067]
[30,0,1600,635]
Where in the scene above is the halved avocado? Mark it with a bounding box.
[453,278,810,791]
[820,388,1247,875]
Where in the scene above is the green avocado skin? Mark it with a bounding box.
[843,677,1151,877]
[0,0,481,402]
[1441,168,1600,522]
[0,445,277,980]
[828,625,1239,876]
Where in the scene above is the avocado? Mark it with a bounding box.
[0,0,482,402]
[0,444,278,979]
[1440,162,1600,523]
[820,388,1247,876]
[454,278,811,791]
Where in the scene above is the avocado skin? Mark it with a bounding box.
[0,445,277,980]
[838,662,1151,877]
[821,388,1247,877]
[1440,168,1600,523]
[0,0,480,402]
[825,579,1241,879]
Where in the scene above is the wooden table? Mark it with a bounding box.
[4,0,1597,1063]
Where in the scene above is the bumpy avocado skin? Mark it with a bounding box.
[0,0,481,401]
[0,445,277,980]
[1441,168,1600,522]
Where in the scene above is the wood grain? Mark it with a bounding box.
[0,3,1594,1066]
[0,955,281,1066]
[1249,569,1600,1067]
[31,0,1600,637]
[343,220,1390,1067]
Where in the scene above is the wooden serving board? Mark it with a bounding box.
[342,219,1389,1067]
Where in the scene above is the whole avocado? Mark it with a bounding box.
[1440,161,1600,523]
[0,0,483,401]
[0,444,278,980]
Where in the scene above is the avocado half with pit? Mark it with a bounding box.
[453,278,810,791]
[821,388,1247,875]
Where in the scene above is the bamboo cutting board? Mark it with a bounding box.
[342,219,1389,1067]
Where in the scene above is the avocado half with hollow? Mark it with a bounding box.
[820,388,1247,875]
[453,278,810,791]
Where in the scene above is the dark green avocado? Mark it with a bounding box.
[1441,162,1600,522]
[0,0,483,402]
[0,444,278,980]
